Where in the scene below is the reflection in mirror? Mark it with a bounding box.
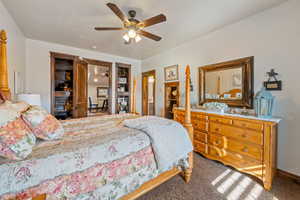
[199,57,254,108]
[205,67,243,100]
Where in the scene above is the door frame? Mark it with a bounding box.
[142,70,156,115]
[50,52,113,116]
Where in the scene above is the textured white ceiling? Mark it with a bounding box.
[2,0,287,60]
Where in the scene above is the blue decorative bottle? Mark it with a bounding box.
[254,87,274,118]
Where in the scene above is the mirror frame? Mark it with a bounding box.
[199,56,254,108]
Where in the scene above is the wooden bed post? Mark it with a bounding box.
[131,77,137,114]
[0,30,11,100]
[183,65,193,183]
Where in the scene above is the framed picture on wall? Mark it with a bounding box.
[164,65,179,82]
[97,87,108,97]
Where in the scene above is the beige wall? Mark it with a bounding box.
[25,39,142,114]
[142,0,300,175]
[0,1,26,98]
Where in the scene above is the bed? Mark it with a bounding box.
[0,30,194,200]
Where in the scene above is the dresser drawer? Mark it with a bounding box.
[210,123,263,145]
[192,113,208,121]
[208,146,263,177]
[210,116,233,125]
[175,117,184,124]
[208,133,225,148]
[194,141,208,154]
[194,130,207,143]
[208,133,262,161]
[174,112,184,123]
[227,139,262,161]
[233,120,264,132]
[192,121,208,132]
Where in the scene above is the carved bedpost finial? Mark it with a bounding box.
[0,30,7,43]
[185,65,191,77]
[183,65,193,183]
[0,30,11,100]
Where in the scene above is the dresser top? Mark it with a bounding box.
[175,107,281,123]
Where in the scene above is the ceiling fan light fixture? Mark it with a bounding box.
[123,33,130,42]
[135,34,142,43]
[128,29,137,38]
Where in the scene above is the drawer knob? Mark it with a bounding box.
[215,128,220,132]
[241,134,247,138]
[214,140,221,145]
[242,147,249,152]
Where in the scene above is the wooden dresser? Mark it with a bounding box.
[174,107,280,190]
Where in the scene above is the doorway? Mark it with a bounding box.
[50,52,112,119]
[142,70,156,115]
[51,52,88,119]
[87,59,112,116]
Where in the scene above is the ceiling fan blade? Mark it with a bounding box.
[95,27,123,31]
[106,3,127,22]
[139,14,166,27]
[139,30,162,41]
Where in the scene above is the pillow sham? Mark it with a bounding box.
[11,101,30,113]
[0,103,36,160]
[22,106,64,140]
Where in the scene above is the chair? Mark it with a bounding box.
[101,99,109,111]
[89,97,100,113]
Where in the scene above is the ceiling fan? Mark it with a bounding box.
[95,3,167,44]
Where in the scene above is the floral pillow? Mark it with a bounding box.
[0,102,36,160]
[22,106,64,140]
[11,101,30,113]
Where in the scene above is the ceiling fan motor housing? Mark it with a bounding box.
[128,10,136,18]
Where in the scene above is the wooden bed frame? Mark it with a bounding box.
[0,30,193,200]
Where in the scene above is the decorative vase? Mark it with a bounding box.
[254,87,274,118]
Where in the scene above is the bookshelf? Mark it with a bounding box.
[115,63,131,114]
[164,82,180,119]
[53,58,74,119]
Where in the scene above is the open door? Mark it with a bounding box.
[73,60,88,118]
[142,70,155,115]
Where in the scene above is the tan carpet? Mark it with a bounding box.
[138,153,300,200]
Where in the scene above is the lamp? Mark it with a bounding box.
[17,94,41,106]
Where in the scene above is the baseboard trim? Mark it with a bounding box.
[277,169,300,183]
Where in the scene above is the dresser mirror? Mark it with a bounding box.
[199,57,254,108]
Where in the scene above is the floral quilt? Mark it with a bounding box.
[0,114,188,200]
